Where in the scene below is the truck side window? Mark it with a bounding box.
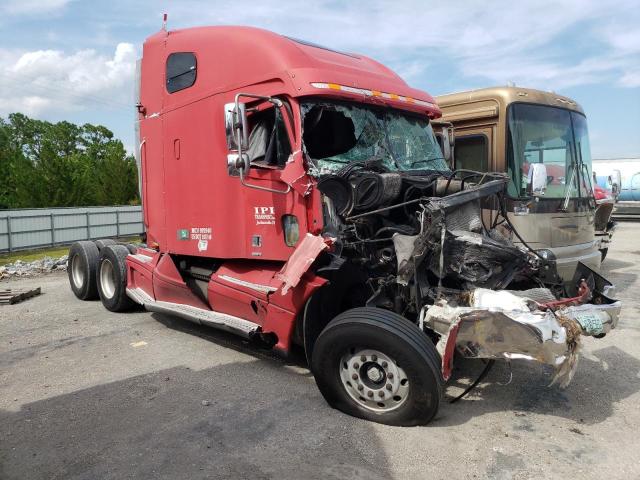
[454,135,488,172]
[246,106,292,168]
[166,52,197,93]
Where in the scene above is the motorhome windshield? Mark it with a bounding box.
[301,101,448,174]
[507,104,592,199]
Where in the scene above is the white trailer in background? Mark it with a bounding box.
[593,158,640,218]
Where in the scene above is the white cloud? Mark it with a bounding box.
[162,0,640,91]
[0,43,136,116]
[619,71,640,88]
[0,0,638,120]
[1,0,71,15]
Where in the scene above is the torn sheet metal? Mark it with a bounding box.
[280,151,314,196]
[425,288,621,387]
[392,233,418,286]
[559,301,621,335]
[275,233,329,295]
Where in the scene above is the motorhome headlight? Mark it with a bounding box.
[282,215,300,247]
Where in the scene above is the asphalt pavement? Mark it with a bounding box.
[1,223,639,479]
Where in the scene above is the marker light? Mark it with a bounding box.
[282,215,300,247]
[310,82,436,108]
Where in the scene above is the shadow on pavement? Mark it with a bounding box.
[436,345,640,427]
[152,312,310,370]
[0,359,393,480]
[151,311,640,431]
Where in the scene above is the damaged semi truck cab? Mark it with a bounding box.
[67,27,621,426]
[435,87,602,280]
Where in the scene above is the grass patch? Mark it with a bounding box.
[0,236,142,266]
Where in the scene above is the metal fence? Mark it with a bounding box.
[0,206,143,253]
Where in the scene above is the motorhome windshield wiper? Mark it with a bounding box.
[561,163,576,211]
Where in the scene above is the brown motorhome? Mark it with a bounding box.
[435,87,600,280]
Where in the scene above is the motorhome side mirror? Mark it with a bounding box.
[435,125,455,163]
[611,170,622,199]
[224,102,248,151]
[447,126,455,147]
[527,163,547,196]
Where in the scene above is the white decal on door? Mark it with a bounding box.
[254,207,276,225]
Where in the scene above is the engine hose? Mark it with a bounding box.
[498,194,544,260]
[352,172,402,211]
[444,169,505,195]
[374,225,416,238]
[450,360,495,404]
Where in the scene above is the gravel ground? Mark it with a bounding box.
[0,255,68,279]
[1,224,639,480]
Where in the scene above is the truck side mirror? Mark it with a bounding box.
[225,102,249,172]
[225,102,248,151]
[527,163,547,196]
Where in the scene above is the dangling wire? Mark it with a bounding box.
[450,360,496,403]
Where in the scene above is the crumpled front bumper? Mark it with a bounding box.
[423,289,621,387]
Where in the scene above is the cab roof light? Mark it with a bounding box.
[310,82,436,108]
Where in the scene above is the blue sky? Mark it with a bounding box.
[0,0,638,158]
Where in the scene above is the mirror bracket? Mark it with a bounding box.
[225,93,290,194]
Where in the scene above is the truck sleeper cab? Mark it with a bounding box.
[68,28,621,427]
[435,87,603,280]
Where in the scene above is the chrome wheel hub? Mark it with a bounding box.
[71,255,84,289]
[339,348,409,413]
[99,259,116,299]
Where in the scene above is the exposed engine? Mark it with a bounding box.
[312,165,620,386]
[317,162,538,316]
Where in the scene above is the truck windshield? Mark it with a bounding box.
[301,101,448,174]
[507,104,592,199]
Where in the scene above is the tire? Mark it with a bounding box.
[68,241,100,300]
[97,245,135,312]
[600,248,608,262]
[95,238,117,251]
[311,307,443,426]
[125,243,138,255]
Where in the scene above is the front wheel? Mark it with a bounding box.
[311,307,443,426]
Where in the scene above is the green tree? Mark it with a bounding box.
[0,113,139,208]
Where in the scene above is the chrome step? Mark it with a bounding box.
[127,287,259,337]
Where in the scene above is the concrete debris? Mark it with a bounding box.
[0,255,68,279]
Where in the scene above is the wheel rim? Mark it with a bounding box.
[99,259,116,299]
[339,348,410,413]
[71,254,85,289]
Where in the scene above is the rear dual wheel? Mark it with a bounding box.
[68,241,100,300]
[311,307,443,426]
[97,245,135,312]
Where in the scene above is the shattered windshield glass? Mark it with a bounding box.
[301,101,449,174]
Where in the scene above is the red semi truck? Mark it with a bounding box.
[67,26,621,426]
